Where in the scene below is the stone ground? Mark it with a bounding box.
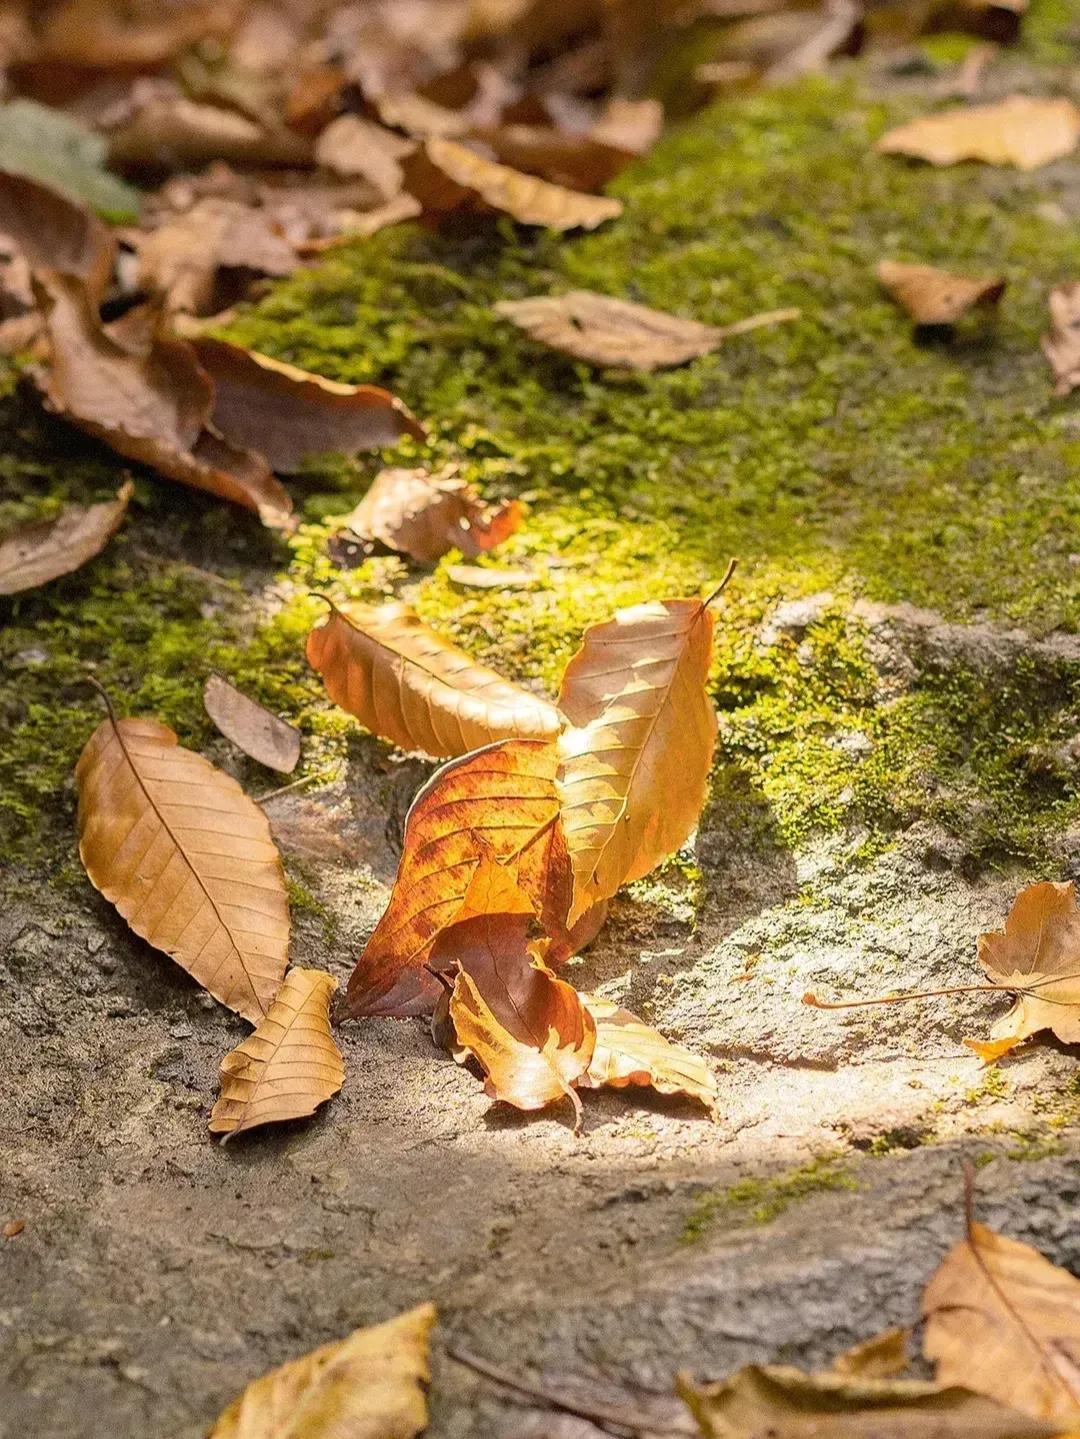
[3,26,1080,1439]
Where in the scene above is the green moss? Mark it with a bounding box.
[1005,1132,1066,1161]
[681,1154,856,1241]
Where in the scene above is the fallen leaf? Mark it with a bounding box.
[104,82,313,172]
[590,97,665,154]
[30,0,230,69]
[2,1220,24,1239]
[1041,283,1080,397]
[315,114,416,201]
[342,739,573,1018]
[209,968,344,1141]
[376,90,473,139]
[208,1302,435,1439]
[76,709,290,1025]
[832,1328,911,1380]
[0,170,115,303]
[0,100,140,222]
[407,136,623,229]
[974,880,1080,1050]
[578,993,716,1109]
[963,1035,1025,1064]
[33,274,293,529]
[0,481,132,596]
[876,95,1080,170]
[877,260,1006,325]
[306,599,562,759]
[468,123,637,191]
[495,291,799,370]
[203,674,301,775]
[556,593,719,924]
[188,337,424,471]
[302,191,423,248]
[677,1364,1064,1437]
[335,465,522,565]
[445,563,537,589]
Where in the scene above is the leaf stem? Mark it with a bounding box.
[803,969,1080,1010]
[703,558,738,609]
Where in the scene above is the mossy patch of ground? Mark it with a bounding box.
[681,1154,857,1241]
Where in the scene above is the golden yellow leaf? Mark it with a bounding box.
[0,481,131,596]
[209,1302,435,1439]
[877,261,1005,325]
[876,96,1080,171]
[963,1035,1024,1065]
[578,993,716,1109]
[1042,283,1080,398]
[556,595,718,924]
[923,1221,1080,1425]
[209,968,344,1141]
[832,1327,911,1380]
[306,599,562,759]
[975,880,1080,1049]
[76,711,289,1024]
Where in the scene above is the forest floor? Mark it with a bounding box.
[3,20,1080,1439]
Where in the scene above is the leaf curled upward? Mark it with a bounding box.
[76,706,289,1024]
[578,994,716,1110]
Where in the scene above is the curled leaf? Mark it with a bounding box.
[876,96,1080,171]
[0,481,131,596]
[975,880,1080,1049]
[877,260,1005,326]
[306,599,562,759]
[468,124,637,191]
[209,968,344,1141]
[0,170,115,303]
[203,674,301,774]
[578,994,716,1109]
[832,1328,911,1381]
[1041,282,1080,398]
[76,711,289,1025]
[335,465,522,565]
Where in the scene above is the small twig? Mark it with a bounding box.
[256,767,336,805]
[713,306,801,341]
[803,969,1080,1011]
[703,558,738,610]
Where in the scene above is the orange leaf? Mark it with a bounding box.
[336,465,522,565]
[962,1035,1024,1065]
[975,881,1080,1050]
[876,96,1080,171]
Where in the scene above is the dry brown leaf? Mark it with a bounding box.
[495,290,799,370]
[876,96,1080,170]
[188,336,424,471]
[306,599,562,759]
[677,1365,1064,1438]
[105,83,313,172]
[974,880,1080,1050]
[335,465,522,565]
[1041,283,1080,397]
[556,594,719,924]
[468,124,637,191]
[877,260,1006,326]
[0,170,115,303]
[29,0,232,68]
[208,1302,435,1439]
[578,993,716,1109]
[76,709,289,1025]
[0,481,131,596]
[923,1220,1080,1424]
[208,968,344,1141]
[832,1328,911,1380]
[407,136,623,229]
[314,114,416,201]
[342,739,573,1018]
[33,274,293,529]
[203,674,301,775]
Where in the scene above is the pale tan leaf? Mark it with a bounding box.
[877,261,1005,325]
[1042,283,1080,397]
[137,198,297,317]
[336,465,522,564]
[306,599,562,759]
[876,96,1080,170]
[203,674,301,775]
[556,596,718,924]
[578,994,716,1109]
[315,115,415,200]
[0,481,131,596]
[209,968,344,1141]
[832,1328,911,1380]
[922,1221,1080,1424]
[209,1302,435,1439]
[445,563,537,589]
[76,712,289,1025]
[975,880,1080,1048]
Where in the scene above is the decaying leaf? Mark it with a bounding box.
[189,337,424,471]
[495,290,799,370]
[557,594,719,924]
[76,711,289,1025]
[974,880,1080,1051]
[335,465,522,565]
[0,170,115,303]
[306,599,562,759]
[314,114,416,201]
[1041,282,1080,397]
[877,260,1005,326]
[343,739,573,1019]
[963,1035,1027,1065]
[203,674,301,775]
[832,1327,911,1380]
[923,1220,1080,1424]
[577,994,716,1109]
[208,1302,435,1439]
[209,968,344,1141]
[677,1364,1063,1438]
[0,481,131,596]
[876,96,1080,170]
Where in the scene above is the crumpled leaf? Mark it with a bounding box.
[76,711,290,1025]
[33,274,293,529]
[314,114,416,201]
[495,290,799,370]
[556,594,719,924]
[974,880,1080,1050]
[677,1364,1064,1438]
[876,96,1080,171]
[0,100,140,223]
[877,260,1005,325]
[0,170,115,303]
[208,1302,435,1439]
[209,968,344,1141]
[407,136,623,229]
[342,739,573,1019]
[0,481,132,596]
[306,599,562,759]
[1041,282,1080,397]
[923,1220,1080,1425]
[189,336,424,471]
[334,465,522,565]
[578,993,716,1109]
[203,673,301,775]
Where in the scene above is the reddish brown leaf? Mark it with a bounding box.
[0,480,132,596]
[467,124,636,192]
[877,261,1005,325]
[335,465,522,565]
[1042,282,1080,397]
[203,674,301,775]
